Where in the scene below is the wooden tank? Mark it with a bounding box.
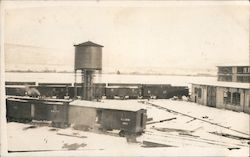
[74,41,103,70]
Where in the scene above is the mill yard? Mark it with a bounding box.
[5,99,249,156]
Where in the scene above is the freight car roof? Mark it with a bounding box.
[7,98,29,102]
[6,96,72,103]
[105,86,139,89]
[69,100,145,112]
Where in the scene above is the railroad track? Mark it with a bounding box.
[141,101,249,136]
[139,100,250,148]
[143,129,248,148]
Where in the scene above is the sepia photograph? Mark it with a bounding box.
[0,0,249,156]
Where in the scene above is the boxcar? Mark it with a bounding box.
[68,104,97,130]
[93,83,106,99]
[6,97,32,122]
[69,100,147,136]
[29,98,70,127]
[105,86,141,99]
[6,96,71,128]
[166,86,189,98]
[99,108,147,136]
[44,100,69,128]
[142,84,171,99]
[37,84,70,99]
[6,86,26,96]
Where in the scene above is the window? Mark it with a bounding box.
[218,67,232,74]
[237,67,244,74]
[232,92,240,106]
[243,67,250,74]
[223,91,231,104]
[218,76,232,82]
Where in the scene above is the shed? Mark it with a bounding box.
[191,81,250,114]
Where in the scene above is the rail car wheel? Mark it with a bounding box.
[136,132,143,136]
[119,130,125,137]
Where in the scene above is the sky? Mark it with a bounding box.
[2,1,250,74]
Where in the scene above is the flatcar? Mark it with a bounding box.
[69,100,147,136]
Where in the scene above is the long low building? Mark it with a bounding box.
[191,81,250,114]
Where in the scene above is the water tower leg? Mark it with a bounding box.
[74,70,77,99]
[82,70,85,100]
[83,70,93,101]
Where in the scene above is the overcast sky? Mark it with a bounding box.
[3,1,249,73]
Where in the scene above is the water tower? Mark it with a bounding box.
[74,41,103,101]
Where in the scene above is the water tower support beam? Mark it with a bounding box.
[74,70,77,99]
[82,70,94,100]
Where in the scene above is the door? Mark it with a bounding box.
[207,86,216,107]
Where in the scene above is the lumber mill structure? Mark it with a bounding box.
[191,65,250,114]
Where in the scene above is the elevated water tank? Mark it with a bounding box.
[74,41,103,70]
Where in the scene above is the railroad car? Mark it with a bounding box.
[166,86,189,98]
[93,83,106,99]
[69,100,147,136]
[105,86,141,99]
[6,96,71,127]
[44,100,70,128]
[6,97,33,122]
[5,86,26,96]
[37,83,72,99]
[142,84,171,99]
[99,108,147,136]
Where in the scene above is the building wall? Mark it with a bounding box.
[217,66,250,83]
[243,89,250,114]
[191,84,250,114]
[191,84,207,105]
[215,87,225,109]
[219,87,245,112]
[232,67,237,82]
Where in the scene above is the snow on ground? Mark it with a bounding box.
[5,72,216,86]
[149,99,249,135]
[4,99,250,156]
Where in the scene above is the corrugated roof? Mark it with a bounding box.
[191,81,250,89]
[69,100,145,112]
[74,41,103,47]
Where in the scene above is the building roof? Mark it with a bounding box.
[191,81,250,89]
[69,100,145,112]
[216,64,250,67]
[74,41,103,47]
